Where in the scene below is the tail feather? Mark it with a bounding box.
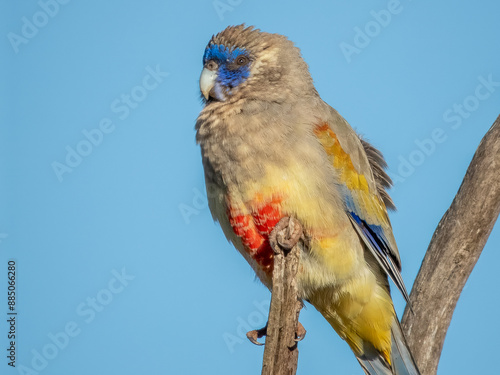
[390,320,420,375]
[357,355,393,375]
[355,321,420,375]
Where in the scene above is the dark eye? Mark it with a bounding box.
[236,56,249,66]
[205,60,218,71]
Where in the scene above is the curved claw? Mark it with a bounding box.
[246,325,267,346]
[295,322,307,342]
[246,322,306,345]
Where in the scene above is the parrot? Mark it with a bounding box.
[196,24,420,375]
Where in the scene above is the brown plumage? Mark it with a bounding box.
[196,25,419,375]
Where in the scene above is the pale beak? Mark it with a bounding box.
[200,67,217,100]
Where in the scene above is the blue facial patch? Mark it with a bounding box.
[218,62,250,88]
[203,44,251,98]
[203,44,247,64]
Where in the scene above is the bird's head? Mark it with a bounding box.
[199,25,316,104]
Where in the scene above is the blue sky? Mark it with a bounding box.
[1,1,499,374]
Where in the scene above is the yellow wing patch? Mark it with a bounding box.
[314,123,370,192]
[314,122,388,226]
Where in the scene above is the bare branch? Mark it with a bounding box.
[402,115,500,375]
[261,217,304,375]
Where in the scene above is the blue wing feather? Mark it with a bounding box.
[348,211,411,305]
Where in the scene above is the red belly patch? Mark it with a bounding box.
[227,196,283,275]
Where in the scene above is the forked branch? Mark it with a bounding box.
[402,115,500,375]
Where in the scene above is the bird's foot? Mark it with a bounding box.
[295,321,306,342]
[246,321,306,345]
[246,324,267,346]
[271,217,303,251]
